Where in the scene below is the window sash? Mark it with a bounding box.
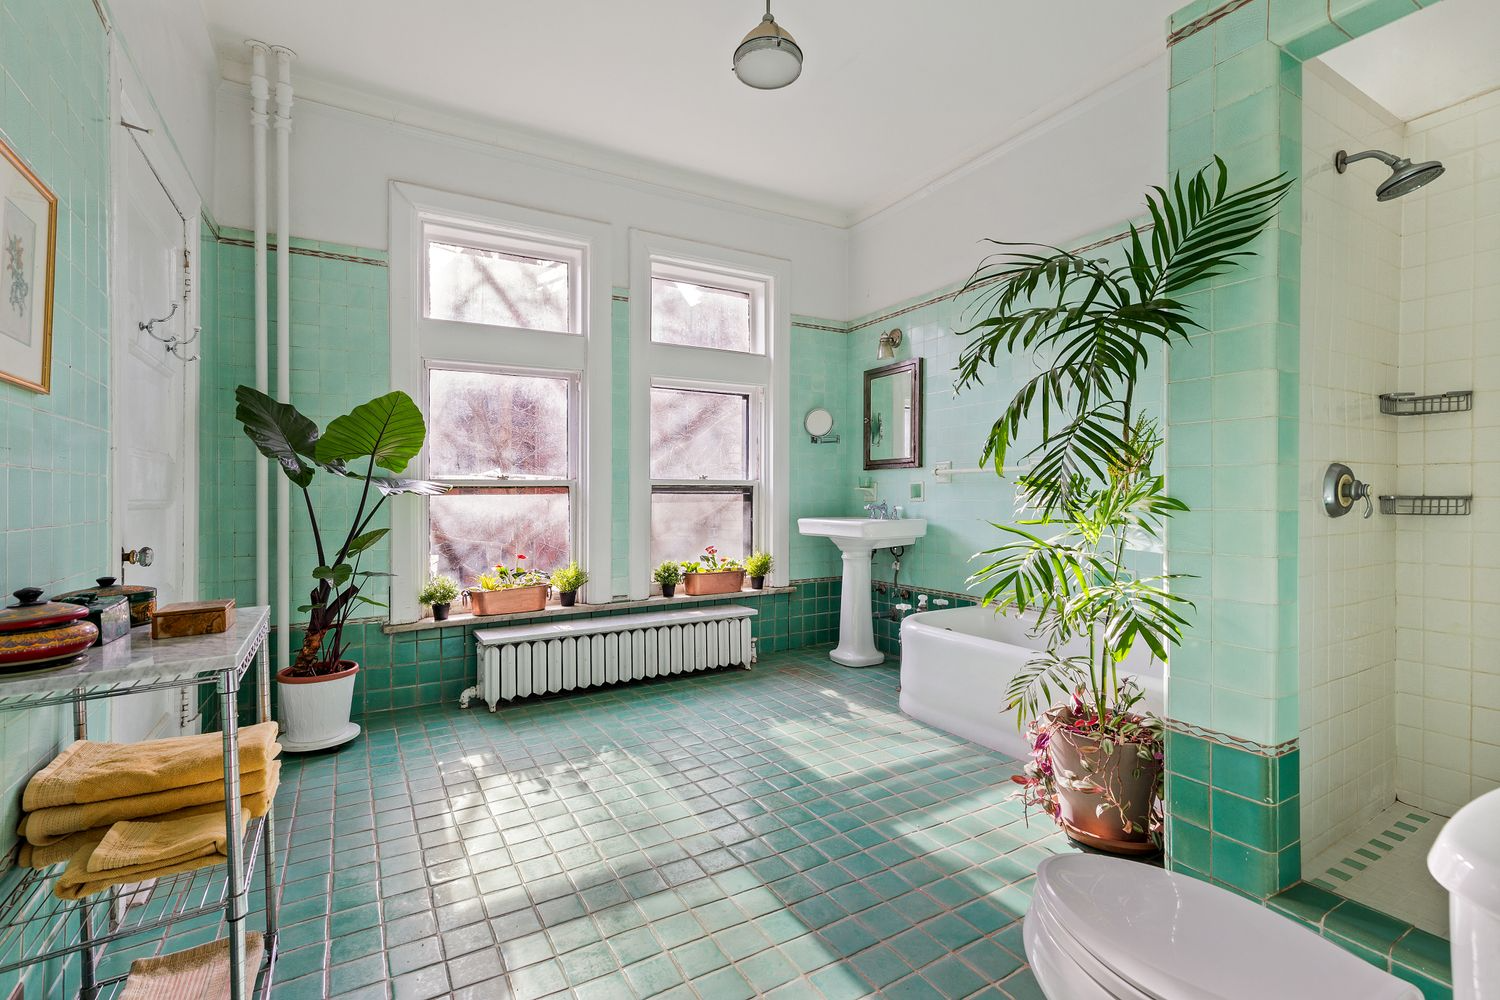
[649,484,756,568]
[421,220,586,336]
[649,259,767,356]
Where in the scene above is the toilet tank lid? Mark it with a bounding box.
[1033,855,1421,1000]
[1430,787,1500,907]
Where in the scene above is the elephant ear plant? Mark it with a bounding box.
[235,385,448,676]
[954,159,1290,851]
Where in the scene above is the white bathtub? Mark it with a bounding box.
[898,604,1165,760]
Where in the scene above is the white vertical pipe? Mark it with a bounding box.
[273,46,295,668]
[248,42,269,614]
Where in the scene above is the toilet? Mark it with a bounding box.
[1025,854,1421,999]
[1429,787,1500,1000]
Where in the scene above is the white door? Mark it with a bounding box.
[109,115,198,743]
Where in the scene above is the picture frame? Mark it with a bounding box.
[0,134,57,394]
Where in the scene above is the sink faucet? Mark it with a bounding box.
[864,501,890,520]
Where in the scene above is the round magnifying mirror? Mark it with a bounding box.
[804,408,834,438]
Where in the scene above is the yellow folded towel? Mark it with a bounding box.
[21,759,280,845]
[53,810,250,900]
[24,722,280,810]
[119,933,264,1000]
[18,783,278,869]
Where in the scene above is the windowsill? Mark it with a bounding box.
[383,585,797,635]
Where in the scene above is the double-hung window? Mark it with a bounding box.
[390,184,612,620]
[629,234,790,598]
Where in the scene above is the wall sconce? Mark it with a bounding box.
[876,328,903,360]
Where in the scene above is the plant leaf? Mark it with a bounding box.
[345,528,390,557]
[234,385,319,488]
[314,391,428,474]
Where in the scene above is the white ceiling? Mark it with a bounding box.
[197,0,1181,226]
[1319,0,1500,123]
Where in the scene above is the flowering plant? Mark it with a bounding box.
[687,546,743,572]
[476,555,547,591]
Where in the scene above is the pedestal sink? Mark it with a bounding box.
[798,517,927,666]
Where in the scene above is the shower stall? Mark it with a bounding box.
[1298,37,1499,936]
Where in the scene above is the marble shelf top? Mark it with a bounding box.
[0,606,270,706]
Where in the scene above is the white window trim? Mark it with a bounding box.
[629,231,790,599]
[390,182,613,620]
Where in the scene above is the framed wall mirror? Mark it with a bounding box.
[863,358,923,470]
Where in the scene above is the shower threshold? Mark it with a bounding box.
[1306,801,1449,936]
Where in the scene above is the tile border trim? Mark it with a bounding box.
[1166,0,1259,47]
[1164,717,1300,758]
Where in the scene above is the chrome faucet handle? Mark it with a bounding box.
[864,501,890,519]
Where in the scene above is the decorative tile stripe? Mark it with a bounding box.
[210,234,389,268]
[1166,0,1260,47]
[1162,718,1300,758]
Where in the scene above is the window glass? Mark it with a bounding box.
[428,368,570,479]
[429,488,571,587]
[650,489,752,568]
[426,239,570,333]
[649,387,748,480]
[651,277,753,352]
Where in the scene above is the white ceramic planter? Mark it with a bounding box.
[276,661,361,752]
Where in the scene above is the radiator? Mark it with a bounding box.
[462,604,757,711]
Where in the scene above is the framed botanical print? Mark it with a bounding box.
[0,135,57,393]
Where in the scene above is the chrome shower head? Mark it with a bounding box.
[1335,148,1445,201]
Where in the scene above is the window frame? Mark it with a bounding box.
[391,183,613,620]
[423,222,584,336]
[629,232,790,599]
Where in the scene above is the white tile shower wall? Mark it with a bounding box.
[1394,86,1500,816]
[1298,62,1402,862]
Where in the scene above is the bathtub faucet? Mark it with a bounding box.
[864,501,891,520]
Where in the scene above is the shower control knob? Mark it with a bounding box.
[1323,463,1373,519]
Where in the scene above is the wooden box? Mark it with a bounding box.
[151,600,236,640]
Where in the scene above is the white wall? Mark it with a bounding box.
[211,90,850,318]
[109,0,219,205]
[1298,62,1402,864]
[846,57,1168,316]
[1394,86,1500,816]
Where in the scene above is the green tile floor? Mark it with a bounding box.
[104,647,1075,998]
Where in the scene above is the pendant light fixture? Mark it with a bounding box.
[733,1,803,90]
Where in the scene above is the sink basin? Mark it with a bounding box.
[798,517,928,667]
[797,517,927,550]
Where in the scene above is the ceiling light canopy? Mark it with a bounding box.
[733,2,802,90]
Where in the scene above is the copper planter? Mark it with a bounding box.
[469,585,549,616]
[683,571,745,596]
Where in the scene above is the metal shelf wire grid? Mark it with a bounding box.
[0,815,266,975]
[1379,390,1473,416]
[1378,495,1472,516]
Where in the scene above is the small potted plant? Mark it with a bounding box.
[469,555,548,616]
[744,551,772,589]
[653,561,682,598]
[550,562,588,608]
[682,546,746,596]
[418,575,460,621]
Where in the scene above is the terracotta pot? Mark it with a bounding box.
[1045,711,1161,855]
[683,570,745,596]
[276,660,359,752]
[470,585,549,616]
[431,602,451,622]
[660,583,676,599]
[558,590,577,608]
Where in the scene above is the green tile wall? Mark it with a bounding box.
[1165,2,1449,992]
[0,1,111,994]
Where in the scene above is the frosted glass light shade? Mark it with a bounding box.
[733,16,802,90]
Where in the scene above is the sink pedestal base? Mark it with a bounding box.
[830,549,884,667]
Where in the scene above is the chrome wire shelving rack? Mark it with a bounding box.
[1379,495,1473,516]
[1379,390,1473,416]
[0,608,278,1000]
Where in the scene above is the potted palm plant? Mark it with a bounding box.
[234,385,447,751]
[550,562,588,608]
[469,556,548,616]
[682,546,745,596]
[418,575,459,622]
[653,561,682,598]
[956,159,1289,852]
[745,552,772,590]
